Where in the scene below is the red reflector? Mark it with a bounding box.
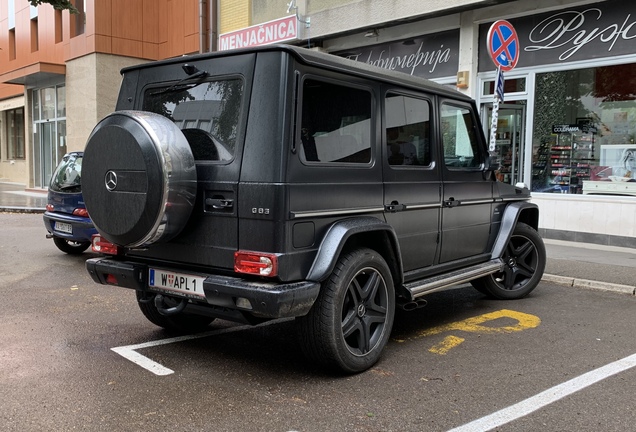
[105,274,118,285]
[234,251,278,277]
[46,204,54,211]
[91,234,120,255]
[73,208,89,217]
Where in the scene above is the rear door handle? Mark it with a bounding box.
[444,198,460,208]
[206,197,234,209]
[385,201,405,212]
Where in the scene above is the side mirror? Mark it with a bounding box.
[484,155,499,172]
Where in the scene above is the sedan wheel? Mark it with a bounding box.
[53,236,91,254]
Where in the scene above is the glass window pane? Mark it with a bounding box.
[6,108,25,159]
[143,78,244,162]
[32,89,40,121]
[56,120,67,164]
[300,79,372,164]
[483,77,526,96]
[531,64,636,194]
[57,86,66,117]
[385,93,431,166]
[49,152,82,193]
[41,87,56,119]
[441,104,481,168]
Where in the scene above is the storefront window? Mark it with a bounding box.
[531,63,636,194]
[483,77,526,96]
[41,88,56,120]
[6,107,25,160]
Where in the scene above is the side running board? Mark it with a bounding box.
[405,259,503,299]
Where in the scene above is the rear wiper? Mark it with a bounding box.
[150,69,209,95]
[58,184,80,190]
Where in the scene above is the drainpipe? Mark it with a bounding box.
[210,0,218,52]
[199,0,207,53]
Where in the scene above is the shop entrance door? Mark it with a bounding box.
[32,85,67,189]
[33,120,66,188]
[482,103,526,185]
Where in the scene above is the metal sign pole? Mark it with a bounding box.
[489,66,503,153]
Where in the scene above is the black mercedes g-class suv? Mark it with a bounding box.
[83,44,545,373]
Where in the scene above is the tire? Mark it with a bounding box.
[82,111,197,248]
[471,222,546,299]
[298,248,395,373]
[136,291,215,333]
[53,236,91,254]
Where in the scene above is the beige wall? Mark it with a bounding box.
[219,0,251,34]
[308,0,516,38]
[65,53,146,153]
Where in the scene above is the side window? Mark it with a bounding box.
[299,79,372,164]
[441,103,482,169]
[385,93,431,166]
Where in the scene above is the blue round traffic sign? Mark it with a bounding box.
[487,20,520,71]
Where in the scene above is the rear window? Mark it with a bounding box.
[142,78,244,162]
[49,153,82,193]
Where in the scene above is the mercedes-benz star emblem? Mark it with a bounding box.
[105,170,118,191]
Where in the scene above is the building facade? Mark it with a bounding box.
[0,0,207,188]
[0,0,634,248]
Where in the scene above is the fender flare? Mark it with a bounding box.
[306,216,403,283]
[491,201,540,259]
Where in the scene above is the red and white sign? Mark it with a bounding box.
[486,20,520,71]
[219,16,298,51]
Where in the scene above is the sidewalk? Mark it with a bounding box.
[1,182,634,295]
[0,182,47,212]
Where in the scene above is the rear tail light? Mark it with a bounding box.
[234,251,278,277]
[46,204,54,211]
[73,208,89,217]
[91,234,121,255]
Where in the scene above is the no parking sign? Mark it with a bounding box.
[487,20,520,71]
[486,20,520,152]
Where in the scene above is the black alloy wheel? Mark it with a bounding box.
[298,248,395,373]
[472,222,546,299]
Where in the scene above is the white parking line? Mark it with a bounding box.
[111,319,289,375]
[447,352,636,432]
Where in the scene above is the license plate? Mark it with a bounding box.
[54,222,73,234]
[149,268,206,298]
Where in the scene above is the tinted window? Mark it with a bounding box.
[143,79,244,162]
[385,93,431,166]
[299,79,372,164]
[49,153,82,193]
[441,104,481,168]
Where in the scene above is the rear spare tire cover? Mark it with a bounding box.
[82,111,197,248]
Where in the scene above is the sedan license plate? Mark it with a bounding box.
[54,222,73,234]
[149,268,206,298]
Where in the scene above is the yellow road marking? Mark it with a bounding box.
[409,309,540,355]
[429,335,465,355]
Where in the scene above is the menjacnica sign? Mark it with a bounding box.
[478,0,636,71]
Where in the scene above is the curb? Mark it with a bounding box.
[543,273,636,296]
[0,206,45,214]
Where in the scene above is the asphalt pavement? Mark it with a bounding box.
[1,181,634,295]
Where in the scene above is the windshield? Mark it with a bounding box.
[49,153,82,193]
[142,78,244,162]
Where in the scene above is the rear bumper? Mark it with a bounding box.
[43,211,97,242]
[85,257,320,319]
